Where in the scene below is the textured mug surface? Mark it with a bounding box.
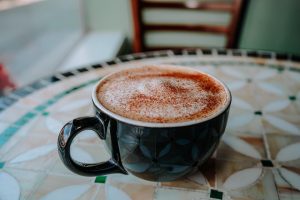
[98,105,230,181]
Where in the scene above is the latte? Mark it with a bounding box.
[96,65,229,123]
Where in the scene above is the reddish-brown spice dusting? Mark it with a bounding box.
[97,66,228,123]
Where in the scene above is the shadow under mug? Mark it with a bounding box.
[57,72,231,182]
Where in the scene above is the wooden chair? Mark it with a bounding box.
[131,0,247,52]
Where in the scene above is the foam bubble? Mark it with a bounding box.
[97,65,228,123]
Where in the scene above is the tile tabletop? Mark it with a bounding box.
[0,49,300,200]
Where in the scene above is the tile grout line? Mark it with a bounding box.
[261,121,272,160]
[259,110,280,200]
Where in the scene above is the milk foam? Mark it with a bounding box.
[97,65,228,123]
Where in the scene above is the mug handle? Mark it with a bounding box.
[57,116,127,176]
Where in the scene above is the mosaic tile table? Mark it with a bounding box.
[0,49,300,200]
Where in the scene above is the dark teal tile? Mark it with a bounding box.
[61,71,75,77]
[92,64,103,69]
[46,99,56,105]
[77,67,89,73]
[254,111,263,116]
[0,138,6,146]
[2,126,19,136]
[0,126,19,148]
[14,118,29,126]
[42,112,49,116]
[24,112,37,119]
[53,93,65,99]
[210,189,223,199]
[289,96,297,101]
[261,160,274,167]
[50,76,61,82]
[35,105,47,112]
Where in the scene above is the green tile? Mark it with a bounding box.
[64,90,72,95]
[0,138,6,146]
[54,93,65,99]
[24,112,37,119]
[46,99,56,105]
[71,86,80,91]
[0,126,19,148]
[14,118,29,126]
[2,126,19,136]
[42,112,49,116]
[95,176,106,184]
[0,162,4,169]
[35,105,47,112]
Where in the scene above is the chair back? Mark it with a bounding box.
[131,0,247,52]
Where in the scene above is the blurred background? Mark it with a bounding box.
[0,0,300,93]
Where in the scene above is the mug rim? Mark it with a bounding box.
[92,65,232,128]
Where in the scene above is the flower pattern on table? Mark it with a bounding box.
[9,144,56,164]
[0,172,20,200]
[39,184,92,200]
[223,167,263,190]
[226,97,260,134]
[225,89,299,136]
[0,50,299,199]
[220,65,283,95]
[267,134,300,198]
[261,102,300,136]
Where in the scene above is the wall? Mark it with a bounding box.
[0,0,84,86]
[84,0,132,38]
[85,0,300,55]
[239,0,300,55]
